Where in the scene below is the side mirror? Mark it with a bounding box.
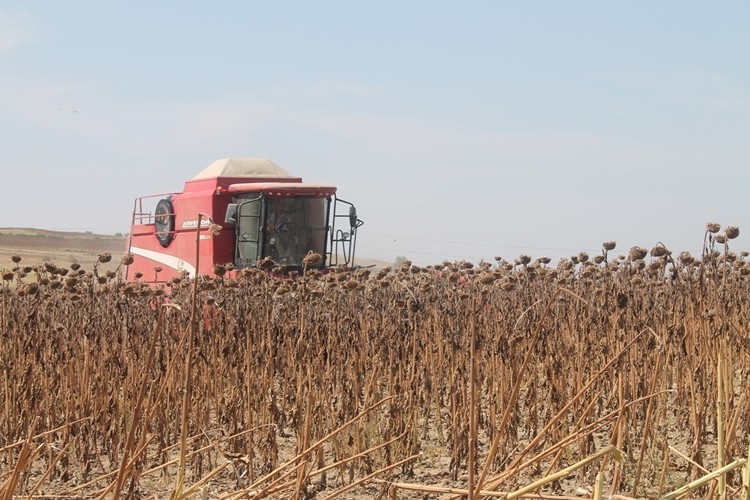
[349,206,358,229]
[225,204,238,225]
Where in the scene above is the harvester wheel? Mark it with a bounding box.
[154,198,175,247]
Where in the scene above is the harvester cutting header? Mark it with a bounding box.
[125,158,363,283]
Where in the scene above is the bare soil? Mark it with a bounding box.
[0,228,126,274]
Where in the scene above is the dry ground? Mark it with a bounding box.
[0,228,126,274]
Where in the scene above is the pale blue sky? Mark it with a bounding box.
[1,2,748,264]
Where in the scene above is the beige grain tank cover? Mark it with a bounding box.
[192,158,296,179]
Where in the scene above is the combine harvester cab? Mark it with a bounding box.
[125,158,363,283]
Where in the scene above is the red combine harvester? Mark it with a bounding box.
[125,158,363,283]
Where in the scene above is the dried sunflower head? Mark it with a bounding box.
[479,273,495,284]
[651,244,671,257]
[516,255,532,266]
[629,246,648,260]
[679,251,694,265]
[302,251,323,267]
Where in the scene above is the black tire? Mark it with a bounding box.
[154,199,175,247]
